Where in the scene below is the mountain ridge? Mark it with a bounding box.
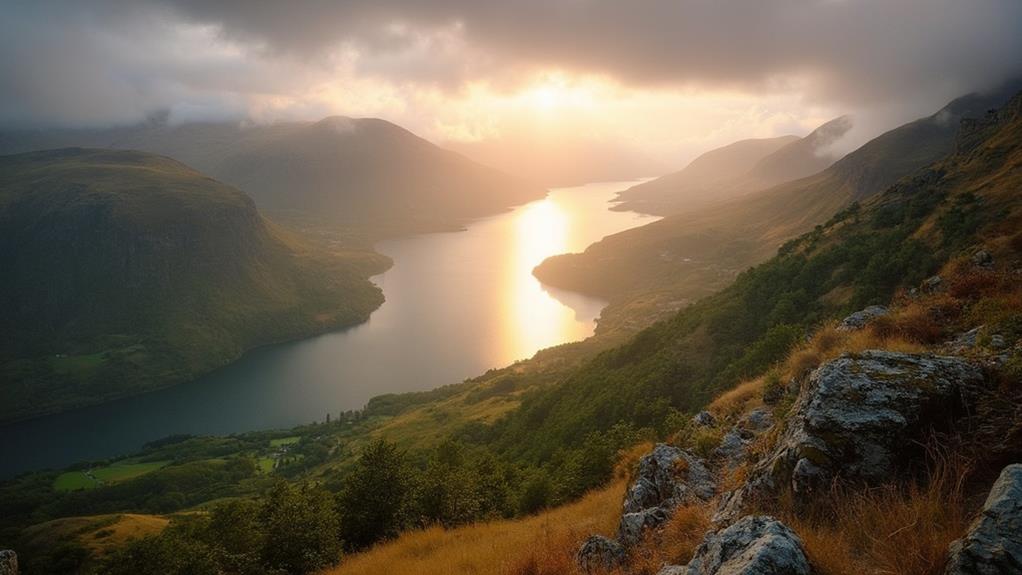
[0,117,546,237]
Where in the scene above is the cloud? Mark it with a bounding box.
[152,0,1022,105]
[1,0,1020,173]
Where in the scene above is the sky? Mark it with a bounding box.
[2,0,1021,183]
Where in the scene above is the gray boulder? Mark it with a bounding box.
[693,411,717,427]
[715,351,983,523]
[740,408,774,433]
[837,305,888,332]
[950,327,984,352]
[577,535,626,573]
[714,411,773,470]
[714,429,751,469]
[972,250,994,268]
[763,351,982,494]
[989,334,1007,350]
[924,275,945,293]
[664,516,810,575]
[945,464,1022,574]
[619,444,715,546]
[0,551,15,575]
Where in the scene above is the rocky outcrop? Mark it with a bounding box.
[924,275,944,293]
[945,464,1022,574]
[716,351,983,522]
[577,535,626,572]
[578,444,717,571]
[693,411,717,427]
[761,351,981,493]
[0,550,16,575]
[657,516,810,575]
[619,444,716,545]
[836,305,888,331]
[714,409,774,470]
[972,249,994,268]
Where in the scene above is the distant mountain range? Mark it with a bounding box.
[0,116,546,236]
[612,115,853,216]
[0,148,389,422]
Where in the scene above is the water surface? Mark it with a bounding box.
[0,181,654,478]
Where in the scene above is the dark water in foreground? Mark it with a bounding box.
[0,181,655,478]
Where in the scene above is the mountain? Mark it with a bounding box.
[0,148,389,422]
[534,83,1022,337]
[0,117,546,235]
[737,115,851,188]
[612,116,853,216]
[610,135,798,214]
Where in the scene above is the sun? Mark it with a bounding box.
[519,74,594,114]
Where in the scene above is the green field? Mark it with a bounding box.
[269,436,300,447]
[257,457,276,473]
[54,460,170,491]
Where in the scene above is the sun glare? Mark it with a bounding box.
[518,74,596,114]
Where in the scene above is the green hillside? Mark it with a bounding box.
[0,148,389,422]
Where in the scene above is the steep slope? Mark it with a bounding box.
[534,83,1020,336]
[611,135,798,214]
[0,117,546,235]
[0,148,388,422]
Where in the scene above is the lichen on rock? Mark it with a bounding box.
[658,515,810,575]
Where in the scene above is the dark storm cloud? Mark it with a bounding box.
[156,0,1022,103]
[2,0,1021,127]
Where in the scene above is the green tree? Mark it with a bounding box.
[99,527,218,575]
[412,441,482,527]
[260,482,341,574]
[209,498,264,574]
[337,439,412,550]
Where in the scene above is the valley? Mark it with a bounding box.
[2,6,1021,574]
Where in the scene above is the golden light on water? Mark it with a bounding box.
[496,191,618,361]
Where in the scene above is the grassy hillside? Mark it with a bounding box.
[327,478,626,575]
[534,83,1020,338]
[0,148,389,422]
[0,117,547,237]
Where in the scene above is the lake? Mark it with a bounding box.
[0,181,655,478]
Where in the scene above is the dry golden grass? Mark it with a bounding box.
[707,377,765,419]
[325,480,627,575]
[782,454,972,575]
[23,513,171,558]
[625,504,710,575]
